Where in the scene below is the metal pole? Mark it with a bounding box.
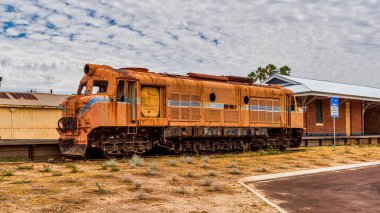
[333,117,336,149]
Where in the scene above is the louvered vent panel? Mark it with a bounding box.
[170,108,180,120]
[205,109,221,122]
[181,108,190,120]
[191,94,200,102]
[170,93,179,102]
[191,108,201,120]
[180,93,190,102]
[273,100,280,123]
[225,110,239,123]
[266,100,273,123]
[170,93,180,120]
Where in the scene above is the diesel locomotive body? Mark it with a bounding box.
[58,64,303,157]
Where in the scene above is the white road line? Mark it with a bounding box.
[238,161,380,213]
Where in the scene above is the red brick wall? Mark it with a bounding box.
[364,106,380,134]
[304,99,363,136]
[351,101,363,134]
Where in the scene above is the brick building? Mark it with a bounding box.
[265,75,380,136]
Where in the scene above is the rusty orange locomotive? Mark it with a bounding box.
[57,64,303,157]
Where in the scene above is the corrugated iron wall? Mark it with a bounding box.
[0,107,61,139]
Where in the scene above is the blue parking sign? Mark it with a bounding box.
[330,97,339,106]
[330,97,339,118]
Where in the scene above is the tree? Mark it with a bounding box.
[248,64,291,82]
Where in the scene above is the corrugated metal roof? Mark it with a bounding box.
[264,75,380,102]
[0,92,68,108]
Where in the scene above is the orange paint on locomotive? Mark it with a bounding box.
[58,64,303,156]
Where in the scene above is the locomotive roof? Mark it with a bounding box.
[112,67,292,93]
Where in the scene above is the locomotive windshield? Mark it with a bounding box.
[77,83,86,95]
[91,80,108,94]
[77,80,108,95]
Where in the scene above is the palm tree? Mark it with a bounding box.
[248,64,291,83]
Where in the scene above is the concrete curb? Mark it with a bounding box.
[238,161,380,213]
[238,180,286,213]
[240,161,380,183]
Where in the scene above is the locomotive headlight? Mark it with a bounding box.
[84,64,101,76]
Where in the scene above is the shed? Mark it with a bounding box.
[0,92,68,140]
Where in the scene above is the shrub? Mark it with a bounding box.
[130,155,144,167]
[201,156,209,163]
[175,186,187,194]
[133,180,142,190]
[136,190,146,200]
[267,148,280,155]
[16,165,33,170]
[11,177,31,184]
[255,167,268,173]
[66,164,79,173]
[199,177,213,186]
[40,165,52,173]
[345,147,352,154]
[181,156,193,164]
[101,160,118,169]
[123,173,133,183]
[2,169,14,176]
[229,168,241,175]
[200,162,208,168]
[186,170,195,178]
[110,166,120,172]
[95,182,108,194]
[167,159,177,166]
[169,174,178,182]
[51,171,63,176]
[207,170,217,177]
[226,161,237,168]
[150,160,159,170]
[144,168,154,176]
[129,162,137,169]
[209,183,223,192]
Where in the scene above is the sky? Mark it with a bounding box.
[0,0,379,93]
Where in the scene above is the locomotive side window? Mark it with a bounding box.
[92,80,108,94]
[291,96,295,111]
[116,80,125,102]
[210,93,216,102]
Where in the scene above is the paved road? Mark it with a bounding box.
[253,165,380,213]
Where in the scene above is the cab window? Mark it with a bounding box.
[92,80,108,94]
[117,80,125,101]
[77,83,86,95]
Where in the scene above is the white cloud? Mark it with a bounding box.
[0,0,379,94]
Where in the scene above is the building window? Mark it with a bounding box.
[316,100,323,124]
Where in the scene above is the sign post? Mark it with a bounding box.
[330,97,339,149]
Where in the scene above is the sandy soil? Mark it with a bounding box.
[1,144,380,213]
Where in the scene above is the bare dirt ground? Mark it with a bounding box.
[1,144,380,213]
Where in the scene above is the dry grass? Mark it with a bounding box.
[1,145,380,212]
